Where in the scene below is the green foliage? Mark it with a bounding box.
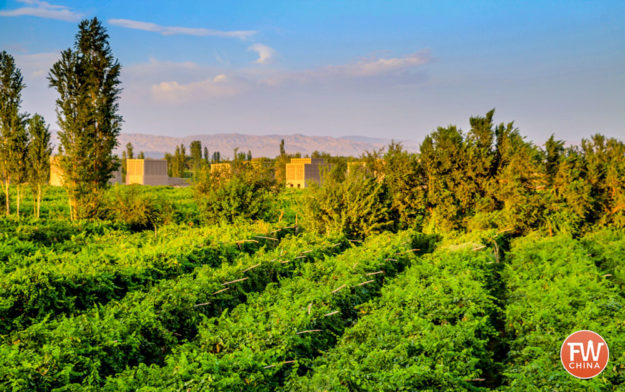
[381,142,425,230]
[0,221,281,335]
[0,229,344,390]
[195,161,277,224]
[287,247,501,391]
[48,18,122,220]
[0,50,28,217]
[581,228,625,292]
[99,231,423,391]
[502,234,625,390]
[171,144,187,177]
[190,140,202,173]
[106,186,174,234]
[301,167,391,238]
[27,114,52,218]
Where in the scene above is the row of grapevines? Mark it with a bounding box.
[501,234,625,390]
[0,219,125,268]
[0,221,286,334]
[284,246,502,391]
[0,232,348,391]
[0,221,232,275]
[581,228,625,292]
[99,231,433,391]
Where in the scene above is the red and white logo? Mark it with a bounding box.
[560,330,609,379]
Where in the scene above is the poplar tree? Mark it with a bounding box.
[27,114,52,218]
[275,139,288,184]
[48,18,122,220]
[125,142,134,159]
[0,51,27,216]
[178,144,186,176]
[172,144,186,177]
[190,140,202,172]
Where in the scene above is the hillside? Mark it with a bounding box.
[109,133,420,158]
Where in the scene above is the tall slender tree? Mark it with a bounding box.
[125,142,134,159]
[12,122,29,218]
[190,140,202,172]
[27,114,52,218]
[48,18,122,219]
[275,138,288,184]
[0,51,27,216]
[175,144,186,177]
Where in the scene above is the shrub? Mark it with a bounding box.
[301,168,391,239]
[194,161,277,224]
[106,187,174,236]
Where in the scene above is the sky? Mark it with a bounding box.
[0,0,624,144]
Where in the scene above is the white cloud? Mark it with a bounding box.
[261,50,431,85]
[14,52,59,78]
[124,49,430,105]
[108,18,255,40]
[248,43,276,65]
[0,0,82,22]
[325,51,430,77]
[151,74,245,103]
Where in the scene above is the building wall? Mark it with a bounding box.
[286,163,306,188]
[285,158,332,188]
[126,159,169,185]
[126,159,144,185]
[49,156,63,186]
[289,158,325,165]
[143,159,169,185]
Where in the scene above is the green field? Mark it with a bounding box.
[0,185,623,391]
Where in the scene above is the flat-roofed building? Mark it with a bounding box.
[126,158,169,185]
[286,157,332,188]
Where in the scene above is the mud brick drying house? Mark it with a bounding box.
[126,158,188,186]
[285,157,332,188]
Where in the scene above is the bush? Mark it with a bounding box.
[106,187,174,235]
[195,161,277,224]
[301,168,391,239]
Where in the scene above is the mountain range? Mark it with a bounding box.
[108,133,420,159]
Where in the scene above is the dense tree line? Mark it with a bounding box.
[305,109,625,237]
[0,52,52,219]
[0,18,122,220]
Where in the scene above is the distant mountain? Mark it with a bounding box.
[47,131,580,159]
[109,133,419,159]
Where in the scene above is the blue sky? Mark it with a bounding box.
[0,0,624,143]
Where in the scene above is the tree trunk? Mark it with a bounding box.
[36,185,42,219]
[16,185,20,218]
[68,194,74,221]
[3,181,9,216]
